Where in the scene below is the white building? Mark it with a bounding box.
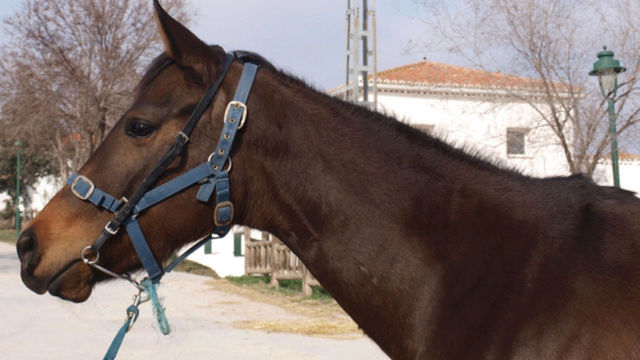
[330,60,573,178]
[184,228,245,277]
[594,153,640,193]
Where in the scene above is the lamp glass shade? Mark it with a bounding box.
[598,68,617,98]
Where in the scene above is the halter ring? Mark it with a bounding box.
[207,154,233,173]
[82,245,99,265]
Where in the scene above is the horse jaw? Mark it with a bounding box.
[46,261,95,303]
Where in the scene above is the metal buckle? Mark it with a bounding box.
[224,101,248,129]
[104,221,120,235]
[70,175,95,201]
[175,131,190,144]
[214,201,234,227]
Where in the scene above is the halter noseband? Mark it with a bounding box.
[65,52,258,284]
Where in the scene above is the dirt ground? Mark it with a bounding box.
[0,241,388,359]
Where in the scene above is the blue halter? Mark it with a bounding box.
[67,56,257,283]
[64,53,258,359]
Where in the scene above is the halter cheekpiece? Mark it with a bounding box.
[64,52,259,359]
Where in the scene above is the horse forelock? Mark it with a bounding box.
[137,52,175,92]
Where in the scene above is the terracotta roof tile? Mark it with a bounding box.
[375,60,559,90]
[614,152,640,162]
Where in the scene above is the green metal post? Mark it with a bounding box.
[608,99,620,188]
[15,140,22,237]
[589,46,625,188]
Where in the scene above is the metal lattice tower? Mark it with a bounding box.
[345,0,378,108]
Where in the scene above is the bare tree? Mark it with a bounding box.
[0,0,192,180]
[411,0,640,176]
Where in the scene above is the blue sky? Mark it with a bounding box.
[188,0,433,89]
[0,0,437,90]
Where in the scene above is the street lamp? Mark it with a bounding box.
[589,45,626,188]
[15,139,22,237]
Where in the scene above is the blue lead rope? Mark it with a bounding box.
[142,279,171,335]
[102,280,170,360]
[103,305,140,360]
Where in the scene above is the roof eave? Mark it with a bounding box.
[328,82,578,99]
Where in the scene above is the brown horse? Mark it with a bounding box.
[16,1,640,359]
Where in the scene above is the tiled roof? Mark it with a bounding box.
[375,60,557,91]
[612,152,640,162]
[596,152,640,164]
[620,152,640,161]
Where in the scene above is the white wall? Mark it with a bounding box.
[0,175,59,222]
[27,175,61,211]
[183,227,255,277]
[376,91,571,178]
[593,160,640,195]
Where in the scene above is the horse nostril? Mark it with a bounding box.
[17,229,49,294]
[17,230,38,265]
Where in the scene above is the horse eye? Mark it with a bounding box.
[126,119,155,138]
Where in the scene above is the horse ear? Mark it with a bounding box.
[153,0,215,70]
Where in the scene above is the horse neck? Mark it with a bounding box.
[233,71,532,357]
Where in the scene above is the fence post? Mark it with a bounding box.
[269,234,278,287]
[244,227,251,274]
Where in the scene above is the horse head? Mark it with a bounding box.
[16,1,258,302]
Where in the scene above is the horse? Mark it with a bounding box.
[16,1,640,359]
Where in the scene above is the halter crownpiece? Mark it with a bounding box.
[65,52,259,359]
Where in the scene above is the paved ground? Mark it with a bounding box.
[0,242,388,359]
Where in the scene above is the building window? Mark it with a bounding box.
[414,124,435,134]
[506,128,527,155]
[233,233,243,257]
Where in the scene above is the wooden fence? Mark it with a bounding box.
[243,228,319,296]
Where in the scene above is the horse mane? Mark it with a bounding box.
[242,52,531,179]
[138,47,533,180]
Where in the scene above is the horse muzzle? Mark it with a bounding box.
[17,229,93,302]
[16,229,48,294]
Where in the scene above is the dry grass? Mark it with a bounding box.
[208,278,364,338]
[233,319,361,339]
